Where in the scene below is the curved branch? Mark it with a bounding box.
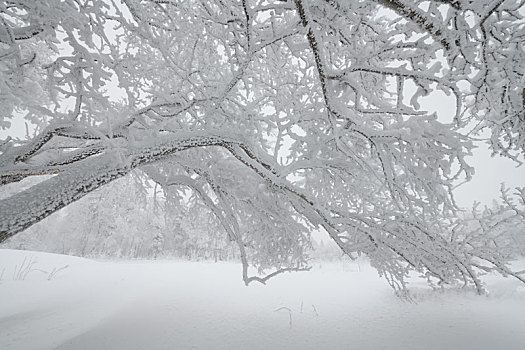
[0,23,43,44]
[0,131,243,242]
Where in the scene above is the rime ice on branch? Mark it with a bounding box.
[0,0,524,292]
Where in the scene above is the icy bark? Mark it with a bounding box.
[0,131,240,242]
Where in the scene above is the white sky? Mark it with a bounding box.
[454,145,525,208]
[420,89,524,209]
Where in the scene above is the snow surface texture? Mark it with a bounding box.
[1,249,524,350]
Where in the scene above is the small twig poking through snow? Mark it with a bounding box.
[13,256,38,280]
[312,304,319,317]
[300,301,303,313]
[0,267,4,282]
[9,256,68,281]
[274,307,293,328]
[47,265,69,280]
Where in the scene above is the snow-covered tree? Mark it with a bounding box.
[1,0,524,292]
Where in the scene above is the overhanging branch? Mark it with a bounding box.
[0,131,243,242]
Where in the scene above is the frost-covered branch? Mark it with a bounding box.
[1,0,524,293]
[0,131,244,242]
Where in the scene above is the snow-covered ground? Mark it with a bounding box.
[1,249,524,350]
